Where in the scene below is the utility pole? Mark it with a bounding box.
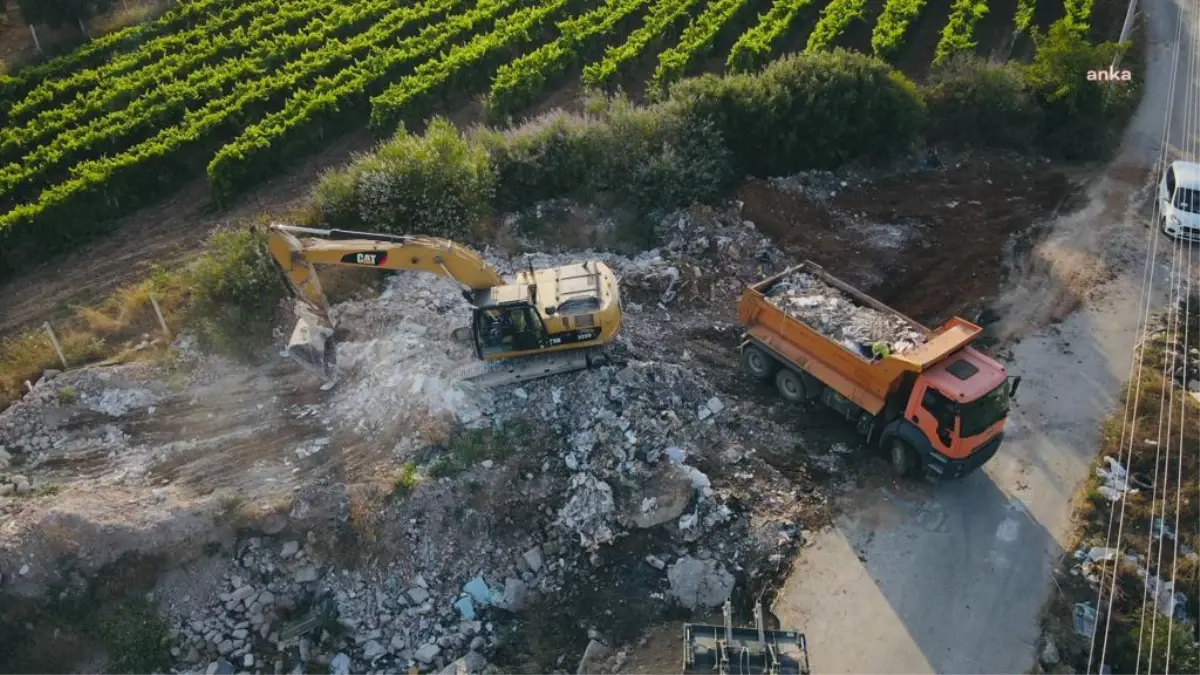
[1112,0,1140,70]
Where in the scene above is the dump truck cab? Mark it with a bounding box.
[893,347,1013,479]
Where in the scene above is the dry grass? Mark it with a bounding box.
[1042,305,1200,673]
[89,1,170,37]
[0,266,190,412]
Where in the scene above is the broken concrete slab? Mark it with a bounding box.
[667,556,735,610]
[764,271,925,355]
[621,464,693,529]
[576,639,612,675]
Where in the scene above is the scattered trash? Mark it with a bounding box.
[1095,456,1138,502]
[1073,602,1099,637]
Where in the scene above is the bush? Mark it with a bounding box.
[923,55,1043,151]
[478,95,733,213]
[314,117,496,241]
[667,50,926,177]
[1024,18,1135,159]
[181,226,287,359]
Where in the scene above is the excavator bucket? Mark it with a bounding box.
[285,301,337,384]
[682,602,810,675]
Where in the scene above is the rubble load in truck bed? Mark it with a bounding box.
[765,272,927,357]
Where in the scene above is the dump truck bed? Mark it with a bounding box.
[737,261,984,415]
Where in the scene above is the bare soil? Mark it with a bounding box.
[735,155,1076,326]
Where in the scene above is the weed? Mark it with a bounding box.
[427,421,528,478]
[96,599,171,674]
[57,386,77,404]
[391,462,421,499]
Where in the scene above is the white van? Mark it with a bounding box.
[1159,160,1200,239]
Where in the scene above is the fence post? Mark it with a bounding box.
[43,321,68,370]
[149,292,171,340]
[1111,0,1139,71]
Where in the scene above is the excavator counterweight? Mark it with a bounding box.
[266,224,623,388]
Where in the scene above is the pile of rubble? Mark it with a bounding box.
[0,200,827,674]
[765,272,926,355]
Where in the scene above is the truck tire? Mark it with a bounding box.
[889,439,916,478]
[775,368,806,403]
[742,345,778,380]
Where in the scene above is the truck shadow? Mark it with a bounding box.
[773,471,1062,674]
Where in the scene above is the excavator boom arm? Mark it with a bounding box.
[267,224,507,382]
[269,225,505,303]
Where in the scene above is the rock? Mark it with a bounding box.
[469,637,485,651]
[667,556,735,610]
[214,659,235,675]
[280,541,300,559]
[232,628,249,640]
[329,653,350,675]
[1042,639,1060,666]
[497,578,528,612]
[439,651,487,675]
[645,555,666,570]
[415,643,442,664]
[705,397,724,415]
[244,654,255,669]
[218,640,234,656]
[0,484,12,497]
[408,586,430,604]
[522,547,544,573]
[557,473,616,548]
[627,466,692,529]
[362,640,386,660]
[12,475,30,495]
[258,590,275,607]
[230,586,256,605]
[390,633,407,651]
[294,566,319,583]
[576,640,612,675]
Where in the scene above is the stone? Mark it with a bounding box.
[329,653,350,675]
[1042,639,1060,666]
[12,475,30,495]
[667,556,735,610]
[280,541,300,559]
[628,466,692,529]
[214,659,235,675]
[497,578,528,612]
[469,637,485,651]
[258,591,276,607]
[522,547,543,573]
[705,397,724,415]
[645,555,666,570]
[415,643,442,664]
[294,566,319,583]
[230,586,256,605]
[390,633,407,651]
[0,484,12,497]
[218,640,234,656]
[244,654,255,669]
[576,640,612,675]
[362,640,386,660]
[408,586,430,604]
[444,651,486,674]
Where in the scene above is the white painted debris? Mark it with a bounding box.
[764,272,925,355]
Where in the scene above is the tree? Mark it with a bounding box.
[17,0,115,31]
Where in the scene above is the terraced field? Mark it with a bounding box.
[0,0,1088,271]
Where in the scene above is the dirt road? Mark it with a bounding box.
[772,2,1197,672]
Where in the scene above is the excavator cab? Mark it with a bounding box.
[474,303,546,357]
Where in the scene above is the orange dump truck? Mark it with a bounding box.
[737,262,1020,480]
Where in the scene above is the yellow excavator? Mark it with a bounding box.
[267,224,623,388]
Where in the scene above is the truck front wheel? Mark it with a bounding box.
[742,346,778,380]
[775,369,806,403]
[889,439,917,478]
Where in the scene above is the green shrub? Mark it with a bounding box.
[923,55,1042,151]
[96,600,171,674]
[480,95,732,213]
[314,117,496,240]
[1024,18,1135,159]
[668,50,926,177]
[182,226,287,360]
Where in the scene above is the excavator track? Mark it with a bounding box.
[453,348,611,389]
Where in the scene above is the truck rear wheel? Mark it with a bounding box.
[775,369,806,403]
[742,346,777,380]
[889,439,916,478]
